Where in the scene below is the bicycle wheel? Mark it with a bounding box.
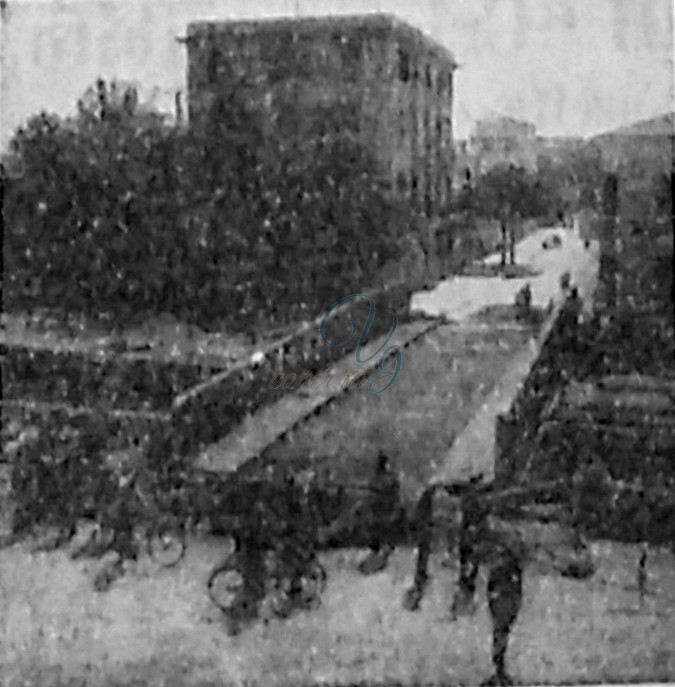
[148,525,186,568]
[207,554,262,621]
[298,555,327,609]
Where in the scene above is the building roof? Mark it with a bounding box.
[186,13,457,70]
[595,112,675,138]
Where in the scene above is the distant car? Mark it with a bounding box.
[542,234,562,250]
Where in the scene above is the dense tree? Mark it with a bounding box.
[3,80,415,332]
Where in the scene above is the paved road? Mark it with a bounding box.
[212,227,599,504]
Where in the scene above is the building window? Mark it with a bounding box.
[425,181,433,217]
[206,48,220,83]
[398,49,410,82]
[425,64,432,89]
[436,72,442,96]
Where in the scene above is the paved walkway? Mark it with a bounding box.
[427,227,600,484]
[198,228,599,483]
[195,319,441,474]
[412,227,598,319]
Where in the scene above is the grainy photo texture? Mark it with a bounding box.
[0,1,674,686]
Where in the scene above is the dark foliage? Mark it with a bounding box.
[454,144,607,223]
[3,79,414,332]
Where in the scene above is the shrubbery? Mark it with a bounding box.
[3,79,415,333]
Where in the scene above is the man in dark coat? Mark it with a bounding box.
[404,479,526,686]
[479,525,526,686]
[359,452,403,575]
[451,477,491,617]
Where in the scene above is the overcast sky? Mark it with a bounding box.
[2,0,673,142]
[308,0,674,138]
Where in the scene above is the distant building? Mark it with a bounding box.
[591,113,674,236]
[185,14,457,221]
[453,115,586,189]
[468,116,539,176]
[591,113,674,175]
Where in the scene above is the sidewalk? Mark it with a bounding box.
[199,227,599,502]
[2,535,673,686]
[412,227,599,319]
[427,227,600,485]
[195,318,441,475]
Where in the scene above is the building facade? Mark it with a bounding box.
[185,14,457,221]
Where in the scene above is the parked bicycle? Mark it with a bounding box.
[70,454,188,589]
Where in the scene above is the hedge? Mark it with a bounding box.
[1,345,217,411]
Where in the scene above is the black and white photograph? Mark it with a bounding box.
[0,1,674,685]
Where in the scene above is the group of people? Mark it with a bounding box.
[358,456,528,687]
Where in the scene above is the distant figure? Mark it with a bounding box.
[359,452,402,575]
[451,479,490,618]
[514,284,532,321]
[637,542,648,606]
[500,222,508,268]
[560,272,571,293]
[558,287,582,349]
[482,537,525,687]
[403,487,435,611]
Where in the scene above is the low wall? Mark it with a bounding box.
[165,283,413,460]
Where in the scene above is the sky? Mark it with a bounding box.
[338,0,675,138]
[1,0,673,144]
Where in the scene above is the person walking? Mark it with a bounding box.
[500,221,508,268]
[451,478,491,618]
[359,452,402,575]
[483,535,525,687]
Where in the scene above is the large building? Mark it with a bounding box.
[185,14,457,221]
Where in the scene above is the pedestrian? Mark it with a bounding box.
[500,221,508,268]
[359,452,402,575]
[482,536,525,687]
[403,486,435,611]
[451,479,490,618]
[403,482,527,686]
[637,541,648,606]
[514,283,532,321]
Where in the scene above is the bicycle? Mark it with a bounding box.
[205,474,327,631]
[207,534,326,627]
[72,467,188,588]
